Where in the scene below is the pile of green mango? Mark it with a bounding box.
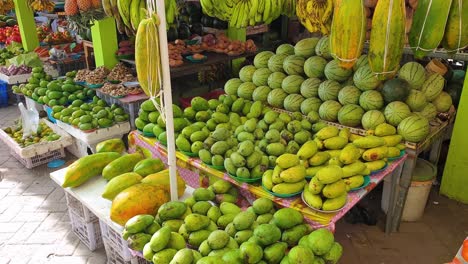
[121,182,344,264]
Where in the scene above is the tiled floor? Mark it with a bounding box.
[0,105,467,264]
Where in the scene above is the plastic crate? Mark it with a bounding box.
[99,220,132,261]
[10,148,65,169]
[103,238,150,264]
[50,58,87,76]
[65,192,98,222]
[0,80,8,107]
[66,137,93,158]
[69,210,103,251]
[44,105,57,123]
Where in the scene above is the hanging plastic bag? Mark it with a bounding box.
[18,102,39,139]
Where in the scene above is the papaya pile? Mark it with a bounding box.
[121,183,344,264]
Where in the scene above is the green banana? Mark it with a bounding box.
[117,0,132,29]
[139,0,146,23]
[102,0,113,17]
[130,0,141,31]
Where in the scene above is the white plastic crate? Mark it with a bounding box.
[0,73,31,84]
[56,120,130,145]
[100,219,132,261]
[69,210,103,251]
[10,148,65,169]
[65,192,98,222]
[66,137,93,158]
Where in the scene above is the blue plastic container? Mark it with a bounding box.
[0,80,8,107]
[45,106,57,123]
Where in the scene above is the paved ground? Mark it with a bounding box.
[0,105,467,264]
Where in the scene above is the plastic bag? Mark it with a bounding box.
[18,102,39,139]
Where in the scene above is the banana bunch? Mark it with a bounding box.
[296,0,333,34]
[282,0,296,17]
[29,0,55,12]
[0,0,14,15]
[108,0,146,36]
[200,0,235,21]
[165,0,178,27]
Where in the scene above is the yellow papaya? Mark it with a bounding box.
[442,0,468,54]
[342,161,367,178]
[279,165,306,183]
[339,144,361,165]
[353,136,385,149]
[306,166,326,178]
[365,160,387,172]
[344,175,365,190]
[140,169,186,198]
[322,193,347,211]
[272,180,306,194]
[96,138,126,153]
[262,170,274,190]
[102,153,144,181]
[110,183,170,226]
[362,146,388,161]
[133,158,165,177]
[102,172,143,200]
[387,147,401,158]
[382,135,403,147]
[309,152,330,166]
[62,152,121,188]
[323,136,348,150]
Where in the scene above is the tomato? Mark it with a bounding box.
[463,239,468,249]
[462,244,468,261]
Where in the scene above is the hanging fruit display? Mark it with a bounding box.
[101,0,148,36]
[200,0,296,28]
[0,0,14,15]
[28,0,55,12]
[296,0,333,34]
[442,0,468,54]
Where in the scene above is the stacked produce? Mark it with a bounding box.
[0,44,24,65]
[28,0,55,12]
[85,66,110,85]
[106,62,136,83]
[116,40,135,58]
[0,25,21,45]
[0,1,14,15]
[296,0,333,34]
[0,65,31,76]
[3,121,61,148]
[263,153,307,195]
[0,15,16,27]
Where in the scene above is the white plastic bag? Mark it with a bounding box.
[18,102,39,139]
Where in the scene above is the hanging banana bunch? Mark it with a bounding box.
[0,0,14,15]
[28,0,55,12]
[296,0,333,34]
[165,0,178,28]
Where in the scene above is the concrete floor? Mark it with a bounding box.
[0,105,467,264]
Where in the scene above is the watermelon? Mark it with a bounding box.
[324,59,353,82]
[318,80,341,101]
[338,86,361,105]
[353,55,369,71]
[294,37,320,58]
[398,62,426,90]
[353,65,381,91]
[381,78,411,104]
[361,110,386,130]
[304,56,328,78]
[254,51,275,68]
[337,104,365,127]
[418,103,437,121]
[237,82,256,100]
[319,100,343,121]
[359,90,384,111]
[284,94,306,112]
[421,73,445,101]
[301,97,322,115]
[384,101,412,126]
[315,35,333,59]
[268,72,287,89]
[397,115,430,143]
[276,44,295,56]
[432,91,452,112]
[252,68,272,86]
[268,54,288,73]
[405,90,428,111]
[283,55,305,75]
[252,86,272,102]
[224,78,243,95]
[268,89,288,108]
[239,65,257,82]
[300,78,322,98]
[343,76,354,87]
[282,75,305,94]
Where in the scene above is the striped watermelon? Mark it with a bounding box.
[304,56,328,78]
[343,76,355,86]
[301,97,323,115]
[353,65,381,91]
[384,101,412,126]
[318,80,342,101]
[267,89,288,108]
[421,73,445,101]
[237,82,257,100]
[268,54,288,73]
[361,110,386,130]
[295,37,320,58]
[239,65,257,82]
[319,100,343,121]
[276,44,295,56]
[353,54,369,71]
[418,103,437,121]
[300,78,322,98]
[398,62,426,90]
[282,75,305,94]
[252,86,272,102]
[252,68,273,86]
[405,90,428,111]
[283,55,305,75]
[254,51,275,69]
[432,91,452,112]
[337,104,365,127]
[268,72,287,89]
[324,59,353,82]
[359,90,384,111]
[315,35,333,59]
[224,78,243,95]
[338,86,362,105]
[284,94,306,112]
[397,115,430,143]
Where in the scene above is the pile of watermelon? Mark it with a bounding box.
[224,36,456,143]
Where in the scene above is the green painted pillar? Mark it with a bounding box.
[440,72,468,204]
[91,17,118,68]
[13,0,39,52]
[227,27,246,75]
